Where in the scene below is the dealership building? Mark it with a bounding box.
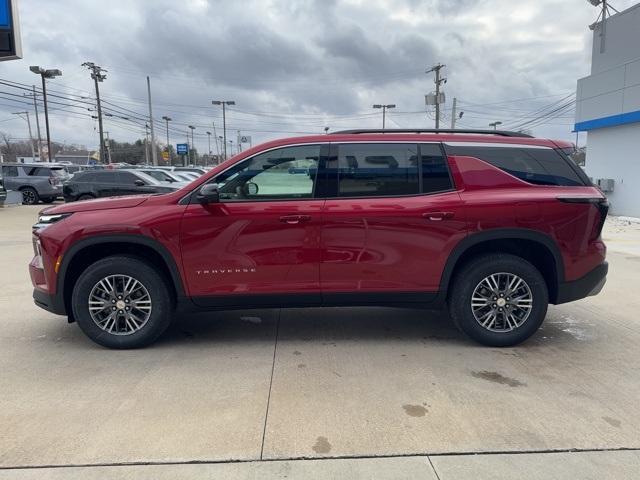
[574,3,640,217]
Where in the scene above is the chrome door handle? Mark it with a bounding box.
[279,215,311,224]
[423,211,454,221]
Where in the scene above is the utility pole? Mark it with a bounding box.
[145,76,158,166]
[25,87,43,161]
[426,63,446,129]
[81,62,107,163]
[206,131,212,163]
[30,66,62,162]
[237,130,243,153]
[450,97,457,129]
[211,121,220,161]
[104,131,112,163]
[12,112,35,159]
[372,104,396,129]
[212,100,235,160]
[144,123,150,164]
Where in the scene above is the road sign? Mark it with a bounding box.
[0,0,22,61]
[176,143,188,155]
[238,135,251,144]
[161,151,169,161]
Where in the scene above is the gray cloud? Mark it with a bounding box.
[0,0,625,151]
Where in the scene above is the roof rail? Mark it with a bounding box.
[330,128,534,138]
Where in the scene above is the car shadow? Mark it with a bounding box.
[157,306,467,348]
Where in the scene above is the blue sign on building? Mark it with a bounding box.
[0,0,10,28]
[176,143,189,155]
[0,0,22,61]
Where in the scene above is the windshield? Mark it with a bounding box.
[50,168,68,177]
[133,171,164,185]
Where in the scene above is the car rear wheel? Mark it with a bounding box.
[448,253,548,347]
[21,187,39,205]
[77,194,95,201]
[71,256,173,349]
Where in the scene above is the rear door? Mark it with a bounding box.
[319,142,467,301]
[114,171,158,196]
[180,144,325,305]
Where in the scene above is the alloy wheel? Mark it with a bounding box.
[22,189,37,205]
[471,272,533,332]
[88,275,152,335]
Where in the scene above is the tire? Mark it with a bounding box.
[448,253,548,347]
[21,187,39,205]
[71,256,173,349]
[77,194,95,201]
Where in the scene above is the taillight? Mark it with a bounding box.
[557,197,609,239]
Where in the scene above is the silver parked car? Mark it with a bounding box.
[0,163,68,205]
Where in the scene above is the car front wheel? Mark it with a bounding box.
[71,256,173,348]
[448,253,548,347]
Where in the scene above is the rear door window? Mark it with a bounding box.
[94,172,118,184]
[443,144,586,186]
[324,143,452,197]
[333,143,420,197]
[2,166,18,177]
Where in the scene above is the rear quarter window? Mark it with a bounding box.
[444,145,586,186]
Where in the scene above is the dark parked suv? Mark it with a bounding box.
[1,163,68,204]
[62,170,179,202]
[30,129,608,349]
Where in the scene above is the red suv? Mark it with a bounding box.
[30,129,608,349]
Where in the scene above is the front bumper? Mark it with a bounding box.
[555,262,608,304]
[33,287,66,315]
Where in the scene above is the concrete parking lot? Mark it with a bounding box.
[1,205,640,478]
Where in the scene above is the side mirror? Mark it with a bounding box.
[196,183,220,204]
[134,179,145,186]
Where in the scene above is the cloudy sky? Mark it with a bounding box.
[1,0,638,154]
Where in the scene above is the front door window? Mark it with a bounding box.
[214,145,320,201]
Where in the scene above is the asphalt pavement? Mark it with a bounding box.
[1,204,639,479]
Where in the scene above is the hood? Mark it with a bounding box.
[41,195,150,215]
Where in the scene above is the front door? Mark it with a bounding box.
[320,142,467,302]
[181,144,324,307]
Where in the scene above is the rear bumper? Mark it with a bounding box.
[33,287,66,315]
[40,185,63,197]
[555,262,608,304]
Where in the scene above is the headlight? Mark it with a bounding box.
[34,213,71,229]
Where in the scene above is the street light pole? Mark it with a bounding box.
[206,131,212,164]
[188,125,196,165]
[30,66,62,162]
[372,104,396,129]
[212,100,235,160]
[162,116,172,165]
[489,121,502,131]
